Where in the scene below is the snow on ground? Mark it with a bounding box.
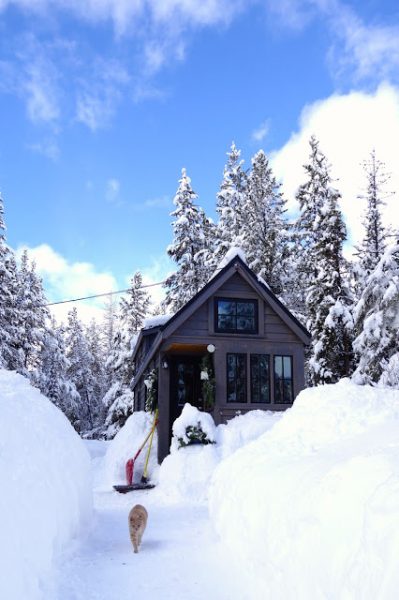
[209,379,399,600]
[45,440,253,600]
[0,370,92,600]
[9,374,399,600]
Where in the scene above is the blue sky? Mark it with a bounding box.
[0,0,398,321]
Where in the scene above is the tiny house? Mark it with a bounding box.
[132,253,311,462]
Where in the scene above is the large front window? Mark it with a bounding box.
[227,353,247,403]
[215,298,258,334]
[274,356,293,404]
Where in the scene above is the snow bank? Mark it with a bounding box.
[100,411,159,488]
[0,370,92,600]
[209,379,399,600]
[216,409,282,459]
[157,406,281,503]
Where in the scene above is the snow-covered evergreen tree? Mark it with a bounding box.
[65,307,97,433]
[353,150,395,301]
[241,149,288,295]
[163,169,211,312]
[356,150,392,276]
[85,318,107,433]
[0,194,19,369]
[297,137,354,384]
[15,250,50,375]
[214,142,248,264]
[352,242,399,385]
[33,318,80,426]
[103,271,150,437]
[103,294,118,365]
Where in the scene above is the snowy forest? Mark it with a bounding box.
[1,136,398,439]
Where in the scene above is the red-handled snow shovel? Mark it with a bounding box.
[113,411,159,493]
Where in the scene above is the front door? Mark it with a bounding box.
[169,356,203,431]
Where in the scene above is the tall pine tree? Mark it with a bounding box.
[297,137,353,384]
[352,242,399,385]
[356,150,392,276]
[0,194,18,368]
[242,149,288,295]
[65,307,97,433]
[215,142,248,264]
[33,318,80,426]
[103,271,150,437]
[163,169,210,312]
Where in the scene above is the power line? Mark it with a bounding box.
[45,264,228,307]
[46,279,167,307]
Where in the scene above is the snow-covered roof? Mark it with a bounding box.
[142,313,173,330]
[211,247,247,280]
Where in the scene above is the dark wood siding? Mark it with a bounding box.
[171,302,209,338]
[264,304,299,342]
[216,272,258,296]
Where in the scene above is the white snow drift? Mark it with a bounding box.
[158,405,281,503]
[0,370,92,600]
[209,379,399,600]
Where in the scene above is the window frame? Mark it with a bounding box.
[226,353,247,403]
[250,354,271,404]
[214,297,258,335]
[273,355,294,404]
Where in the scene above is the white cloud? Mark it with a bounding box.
[0,0,247,34]
[251,120,270,143]
[75,58,130,130]
[268,0,399,84]
[0,37,61,126]
[14,243,172,323]
[28,138,60,160]
[15,244,118,324]
[271,83,399,252]
[24,63,60,123]
[324,1,399,82]
[106,178,121,203]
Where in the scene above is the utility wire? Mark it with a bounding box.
[45,263,228,307]
[46,279,167,307]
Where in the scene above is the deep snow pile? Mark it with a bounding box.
[100,410,159,488]
[209,379,399,600]
[157,406,281,503]
[0,370,92,600]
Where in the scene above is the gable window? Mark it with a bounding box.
[274,355,293,404]
[215,298,258,334]
[250,354,270,403]
[227,353,247,403]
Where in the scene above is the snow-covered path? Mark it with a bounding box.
[45,441,251,600]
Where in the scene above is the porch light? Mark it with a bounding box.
[162,359,169,369]
[207,344,216,353]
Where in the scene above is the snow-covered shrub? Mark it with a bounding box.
[209,379,399,600]
[0,370,92,600]
[172,403,216,450]
[100,411,159,488]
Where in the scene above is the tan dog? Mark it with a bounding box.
[128,504,148,553]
